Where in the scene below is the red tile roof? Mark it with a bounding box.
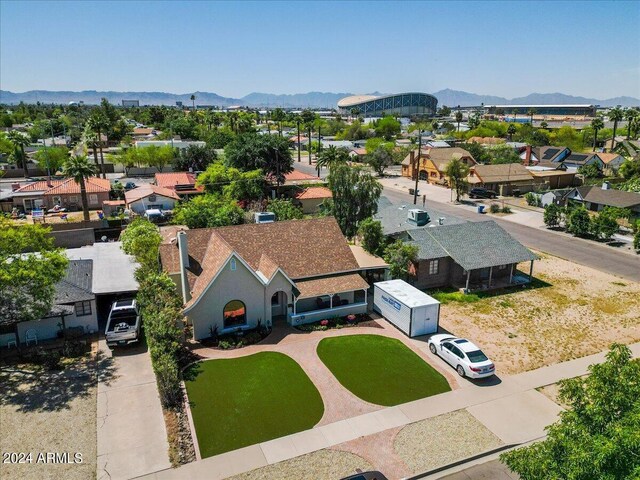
[125,184,181,204]
[44,177,111,195]
[295,187,333,200]
[285,170,319,181]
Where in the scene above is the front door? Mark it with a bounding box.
[271,291,288,318]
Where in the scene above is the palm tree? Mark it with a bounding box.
[316,145,348,175]
[7,130,30,177]
[62,155,95,222]
[83,126,100,172]
[271,108,286,137]
[86,112,109,179]
[527,108,537,124]
[507,124,517,141]
[190,94,196,110]
[624,108,638,140]
[608,107,623,151]
[455,111,463,132]
[591,117,605,152]
[295,115,302,163]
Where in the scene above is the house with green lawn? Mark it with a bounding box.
[159,217,385,340]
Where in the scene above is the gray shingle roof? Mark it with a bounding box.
[575,186,640,209]
[54,260,94,305]
[374,202,466,235]
[407,221,537,271]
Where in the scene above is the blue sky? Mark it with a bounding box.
[1,0,639,99]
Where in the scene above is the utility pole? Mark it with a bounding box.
[297,118,301,163]
[413,130,422,205]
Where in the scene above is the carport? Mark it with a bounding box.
[66,242,139,330]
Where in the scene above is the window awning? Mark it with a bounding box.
[294,274,369,300]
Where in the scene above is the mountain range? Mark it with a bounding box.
[0,89,638,108]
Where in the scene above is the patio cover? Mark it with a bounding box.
[294,273,369,299]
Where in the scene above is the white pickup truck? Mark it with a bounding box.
[105,299,141,348]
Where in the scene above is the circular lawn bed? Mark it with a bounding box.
[317,334,451,406]
[184,352,324,458]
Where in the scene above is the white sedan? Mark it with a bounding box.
[428,334,495,379]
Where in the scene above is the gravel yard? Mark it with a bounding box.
[437,254,640,374]
[0,355,97,480]
[226,449,373,480]
[394,409,503,474]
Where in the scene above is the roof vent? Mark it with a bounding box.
[407,209,431,227]
[601,181,611,190]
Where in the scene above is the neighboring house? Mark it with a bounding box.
[9,177,111,212]
[595,152,626,173]
[468,163,535,195]
[154,172,204,197]
[522,146,571,165]
[566,183,640,215]
[373,198,465,238]
[158,217,377,340]
[426,140,452,148]
[540,189,572,207]
[528,169,577,189]
[281,170,323,185]
[562,153,603,173]
[349,147,368,160]
[406,221,537,292]
[289,136,311,149]
[124,184,181,214]
[402,147,476,184]
[293,186,332,214]
[1,260,98,347]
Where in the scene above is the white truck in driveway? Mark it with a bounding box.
[373,279,440,337]
[105,299,141,348]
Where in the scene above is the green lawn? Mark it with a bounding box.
[184,352,324,458]
[317,334,451,406]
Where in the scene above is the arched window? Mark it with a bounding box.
[223,300,246,328]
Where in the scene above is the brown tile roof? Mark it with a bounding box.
[160,217,362,306]
[133,127,154,135]
[472,164,533,183]
[468,136,505,145]
[13,180,63,193]
[295,187,333,200]
[103,200,125,206]
[44,177,111,195]
[294,273,369,299]
[125,184,181,204]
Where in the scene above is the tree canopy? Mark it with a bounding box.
[383,240,418,281]
[445,158,470,202]
[172,194,244,229]
[172,144,217,172]
[501,343,640,480]
[224,133,293,184]
[196,162,265,201]
[0,219,69,329]
[328,164,382,239]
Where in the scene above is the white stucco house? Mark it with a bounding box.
[1,260,99,347]
[124,184,181,214]
[159,218,387,340]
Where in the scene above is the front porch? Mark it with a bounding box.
[290,273,370,326]
[454,261,535,293]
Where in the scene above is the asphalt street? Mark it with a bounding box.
[382,187,640,283]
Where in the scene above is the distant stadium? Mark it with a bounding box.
[337,92,437,117]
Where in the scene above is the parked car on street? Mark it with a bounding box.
[105,299,141,348]
[469,187,497,199]
[341,472,389,480]
[428,334,495,378]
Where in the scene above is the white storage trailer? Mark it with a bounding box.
[373,279,440,337]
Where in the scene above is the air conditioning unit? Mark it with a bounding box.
[407,209,430,227]
[255,212,276,224]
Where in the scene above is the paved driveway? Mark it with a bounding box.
[97,340,170,480]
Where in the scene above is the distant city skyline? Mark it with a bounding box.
[1,0,639,99]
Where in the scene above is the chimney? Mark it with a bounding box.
[601,181,611,190]
[11,182,20,192]
[177,231,191,303]
[523,145,532,166]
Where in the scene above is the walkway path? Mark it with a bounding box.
[97,340,170,480]
[138,338,640,480]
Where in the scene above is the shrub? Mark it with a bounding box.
[524,192,541,207]
[489,203,500,213]
[501,205,512,213]
[37,349,62,370]
[153,351,182,408]
[218,340,235,350]
[544,203,562,228]
[62,340,87,358]
[320,319,329,326]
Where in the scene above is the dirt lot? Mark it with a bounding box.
[0,354,98,480]
[438,253,640,375]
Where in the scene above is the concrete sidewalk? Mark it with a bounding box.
[97,340,170,480]
[138,342,640,480]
